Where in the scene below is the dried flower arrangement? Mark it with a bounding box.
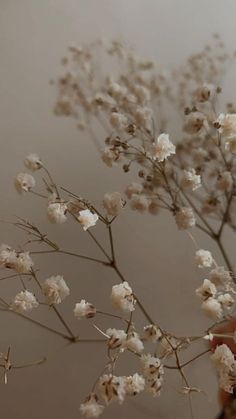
[1,34,236,418]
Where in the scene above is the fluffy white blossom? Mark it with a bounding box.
[151,133,176,162]
[98,374,126,404]
[74,299,96,319]
[175,207,196,230]
[111,281,136,312]
[107,82,127,101]
[101,148,118,167]
[141,354,163,378]
[195,249,213,268]
[134,106,153,129]
[110,112,128,130]
[78,209,99,231]
[184,112,206,134]
[216,171,233,192]
[130,194,149,213]
[80,394,104,418]
[211,344,235,372]
[0,245,33,273]
[15,172,36,193]
[134,85,151,104]
[144,324,162,343]
[106,328,127,349]
[217,113,236,138]
[195,279,217,299]
[218,293,234,309]
[125,373,145,396]
[194,83,216,103]
[14,251,34,274]
[146,376,163,397]
[47,202,67,224]
[24,153,42,171]
[209,266,232,288]
[181,168,201,191]
[11,290,39,313]
[125,183,143,199]
[42,275,70,305]
[103,192,124,216]
[201,297,223,320]
[125,332,144,354]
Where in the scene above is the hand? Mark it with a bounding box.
[210,318,236,407]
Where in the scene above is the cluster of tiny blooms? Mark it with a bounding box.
[2,36,236,417]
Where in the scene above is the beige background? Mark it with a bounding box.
[0,1,236,418]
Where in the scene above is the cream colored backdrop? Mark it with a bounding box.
[0,1,236,418]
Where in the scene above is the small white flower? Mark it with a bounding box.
[111,281,136,312]
[24,153,42,171]
[126,332,144,354]
[218,293,234,309]
[209,266,232,288]
[135,106,153,130]
[103,192,124,216]
[80,393,104,418]
[106,328,127,349]
[0,246,33,274]
[47,202,67,224]
[144,324,162,343]
[130,194,148,213]
[42,275,70,305]
[11,290,39,313]
[14,251,34,274]
[184,112,206,134]
[141,354,163,378]
[74,299,96,319]
[211,344,235,372]
[110,112,128,130]
[217,113,236,138]
[195,249,213,268]
[134,85,151,104]
[216,171,233,192]
[151,133,175,162]
[196,279,217,299]
[201,297,223,320]
[181,168,201,191]
[194,83,216,103]
[78,209,98,231]
[107,82,127,101]
[125,373,145,396]
[98,374,126,404]
[101,148,119,167]
[0,244,17,269]
[125,183,143,199]
[175,207,196,230]
[15,173,36,194]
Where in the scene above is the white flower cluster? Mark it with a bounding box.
[78,209,99,230]
[196,261,234,320]
[141,353,164,396]
[151,133,176,162]
[175,207,196,230]
[42,275,70,305]
[0,244,34,273]
[181,168,201,191]
[111,281,136,312]
[217,113,236,153]
[74,299,96,319]
[103,192,124,216]
[11,290,39,313]
[211,344,236,393]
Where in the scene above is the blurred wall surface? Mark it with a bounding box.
[0,1,236,418]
